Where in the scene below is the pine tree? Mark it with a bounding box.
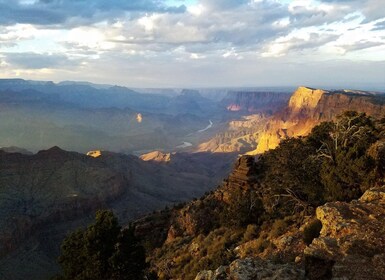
[55,210,146,280]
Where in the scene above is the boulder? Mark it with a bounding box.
[195,258,305,280]
[304,186,385,279]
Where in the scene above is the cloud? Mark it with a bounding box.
[262,32,340,57]
[0,0,384,88]
[4,52,79,69]
[316,0,385,22]
[98,0,291,57]
[0,0,185,26]
[199,0,249,11]
[339,40,384,52]
[372,20,385,31]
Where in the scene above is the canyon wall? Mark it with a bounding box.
[251,87,385,154]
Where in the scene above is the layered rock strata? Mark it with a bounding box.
[251,87,385,154]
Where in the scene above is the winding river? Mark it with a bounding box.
[197,120,213,133]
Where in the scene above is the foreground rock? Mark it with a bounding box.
[305,186,385,280]
[195,258,305,280]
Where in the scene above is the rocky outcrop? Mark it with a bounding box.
[195,258,305,280]
[251,87,385,154]
[304,186,385,279]
[140,150,172,162]
[226,155,258,189]
[86,150,102,157]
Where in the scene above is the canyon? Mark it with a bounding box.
[0,80,385,279]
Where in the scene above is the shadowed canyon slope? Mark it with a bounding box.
[250,86,385,154]
[0,147,235,279]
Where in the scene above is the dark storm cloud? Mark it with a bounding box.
[4,52,79,69]
[0,0,185,26]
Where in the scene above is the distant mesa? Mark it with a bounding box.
[140,150,172,162]
[87,150,102,158]
[0,146,33,155]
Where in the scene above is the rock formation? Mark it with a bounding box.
[304,186,385,280]
[195,258,305,280]
[190,186,385,280]
[250,86,385,154]
[86,150,102,157]
[140,150,172,162]
[226,155,258,189]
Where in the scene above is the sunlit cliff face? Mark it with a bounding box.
[287,86,326,112]
[249,86,385,155]
[248,86,328,155]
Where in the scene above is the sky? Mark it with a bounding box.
[0,0,384,89]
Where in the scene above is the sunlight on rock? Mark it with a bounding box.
[86,150,102,158]
[136,113,143,123]
[140,150,172,162]
[227,104,241,111]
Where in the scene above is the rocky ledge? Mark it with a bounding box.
[195,258,305,280]
[304,186,385,280]
[226,155,258,189]
[193,186,385,280]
